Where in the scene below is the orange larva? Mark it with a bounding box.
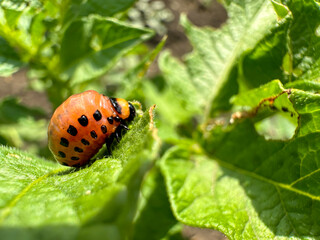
[48,90,135,167]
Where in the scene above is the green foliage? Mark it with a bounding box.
[180,0,278,117]
[0,0,154,108]
[153,0,320,239]
[0,106,157,240]
[1,0,320,239]
[132,167,182,240]
[63,0,137,24]
[0,0,153,155]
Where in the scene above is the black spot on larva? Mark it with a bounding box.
[90,130,97,139]
[78,115,88,126]
[282,107,288,112]
[114,116,121,122]
[58,151,66,158]
[62,162,69,166]
[101,125,107,134]
[81,139,90,145]
[60,137,69,147]
[107,116,113,124]
[71,156,80,160]
[67,125,78,136]
[74,147,83,153]
[291,113,294,117]
[93,110,102,121]
[110,98,122,114]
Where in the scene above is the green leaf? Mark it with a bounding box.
[238,0,320,89]
[142,81,195,142]
[157,0,320,239]
[179,0,278,118]
[0,37,23,76]
[161,147,254,239]
[0,106,157,240]
[271,0,290,19]
[144,51,199,124]
[132,167,180,240]
[158,50,200,115]
[59,16,154,86]
[232,80,298,140]
[285,80,320,93]
[161,85,320,238]
[0,1,46,58]
[161,144,320,239]
[62,0,137,24]
[140,50,202,142]
[232,80,285,108]
[130,36,167,81]
[237,22,289,91]
[284,0,320,81]
[0,0,41,11]
[118,36,168,99]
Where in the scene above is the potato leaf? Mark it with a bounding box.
[0,106,157,240]
[132,167,180,240]
[161,78,320,239]
[62,0,137,24]
[59,16,154,86]
[182,0,278,117]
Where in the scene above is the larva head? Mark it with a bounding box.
[110,98,135,122]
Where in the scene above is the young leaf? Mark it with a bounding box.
[0,106,157,240]
[59,16,154,86]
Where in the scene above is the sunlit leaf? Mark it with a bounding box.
[0,106,157,240]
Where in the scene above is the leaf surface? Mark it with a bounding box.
[0,106,157,240]
[182,0,277,116]
[63,0,136,24]
[59,16,154,85]
[161,81,320,239]
[132,167,180,240]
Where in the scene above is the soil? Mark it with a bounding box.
[0,69,52,114]
[0,1,229,239]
